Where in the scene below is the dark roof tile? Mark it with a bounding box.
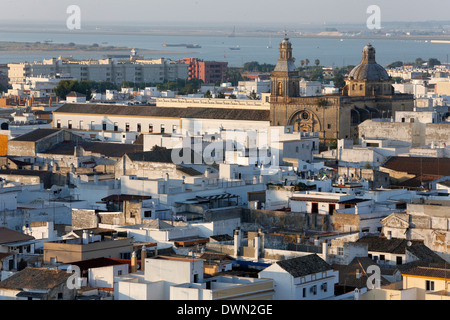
[276,254,332,278]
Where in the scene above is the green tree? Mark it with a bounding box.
[387,61,403,69]
[309,66,324,81]
[314,59,320,66]
[300,60,305,68]
[428,58,441,68]
[53,80,78,99]
[247,90,259,100]
[224,68,244,86]
[333,73,346,89]
[204,90,213,98]
[415,58,425,67]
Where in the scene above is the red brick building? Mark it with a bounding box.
[180,58,228,84]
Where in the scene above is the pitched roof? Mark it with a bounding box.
[382,156,450,177]
[127,148,203,165]
[54,103,270,121]
[401,266,450,279]
[0,227,35,245]
[275,254,332,278]
[141,219,174,230]
[332,257,391,288]
[66,91,86,97]
[0,267,71,290]
[42,140,143,158]
[101,194,152,202]
[356,236,423,254]
[405,245,448,267]
[11,128,61,142]
[67,257,128,273]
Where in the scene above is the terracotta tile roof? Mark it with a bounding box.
[67,257,128,273]
[0,227,35,245]
[42,140,143,158]
[11,128,61,142]
[356,236,423,254]
[276,254,332,278]
[101,194,152,202]
[0,267,71,290]
[55,103,271,121]
[382,156,450,177]
[402,266,450,279]
[332,257,391,288]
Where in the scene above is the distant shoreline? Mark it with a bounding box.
[0,41,193,56]
[1,28,450,41]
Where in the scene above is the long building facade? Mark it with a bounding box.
[8,57,189,85]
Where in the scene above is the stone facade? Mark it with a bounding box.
[269,39,414,144]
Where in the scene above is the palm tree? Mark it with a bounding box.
[305,59,310,67]
[300,60,305,68]
[315,59,320,66]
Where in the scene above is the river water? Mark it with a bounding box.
[0,31,449,68]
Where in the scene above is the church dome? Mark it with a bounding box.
[348,44,389,82]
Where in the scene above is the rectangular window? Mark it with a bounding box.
[125,123,130,132]
[79,120,83,129]
[137,123,141,132]
[68,120,72,129]
[114,123,118,132]
[426,280,435,291]
[172,125,177,133]
[56,120,61,129]
[149,124,153,133]
[311,203,319,214]
[302,287,306,298]
[337,247,344,256]
[160,124,165,133]
[328,204,336,215]
[310,285,317,295]
[90,121,95,130]
[396,256,403,265]
[102,122,107,131]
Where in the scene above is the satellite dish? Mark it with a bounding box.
[407,241,412,247]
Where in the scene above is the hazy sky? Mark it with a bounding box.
[1,0,450,26]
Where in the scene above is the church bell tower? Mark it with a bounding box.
[270,37,300,98]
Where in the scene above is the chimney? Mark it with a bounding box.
[322,241,328,263]
[82,230,89,244]
[141,246,147,271]
[233,227,241,257]
[254,233,261,261]
[130,251,137,273]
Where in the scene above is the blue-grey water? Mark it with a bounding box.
[0,31,449,68]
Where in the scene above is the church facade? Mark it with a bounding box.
[269,38,414,144]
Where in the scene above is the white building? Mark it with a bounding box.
[258,254,338,300]
[114,255,274,300]
[8,57,188,85]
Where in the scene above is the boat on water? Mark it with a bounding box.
[162,43,201,48]
[186,43,201,48]
[229,45,240,50]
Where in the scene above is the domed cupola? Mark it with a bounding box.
[345,44,392,96]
